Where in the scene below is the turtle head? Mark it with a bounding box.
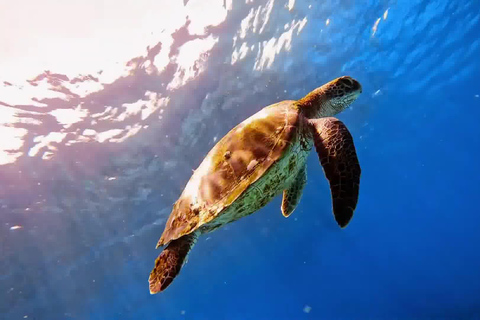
[297,76,362,118]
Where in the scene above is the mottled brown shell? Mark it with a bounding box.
[158,101,300,246]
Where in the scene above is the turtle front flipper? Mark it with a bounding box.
[149,232,199,294]
[281,164,307,217]
[309,117,361,228]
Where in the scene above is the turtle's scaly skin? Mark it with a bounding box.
[149,76,362,294]
[281,164,306,217]
[148,232,198,293]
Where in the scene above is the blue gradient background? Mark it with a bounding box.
[1,0,480,319]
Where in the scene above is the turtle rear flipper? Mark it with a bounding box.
[281,164,307,217]
[309,117,361,228]
[149,232,198,294]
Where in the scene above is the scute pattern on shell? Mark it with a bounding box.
[203,130,310,231]
[158,101,308,246]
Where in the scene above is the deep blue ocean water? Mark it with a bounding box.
[1,0,480,319]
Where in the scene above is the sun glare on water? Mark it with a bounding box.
[0,0,233,165]
[0,0,319,167]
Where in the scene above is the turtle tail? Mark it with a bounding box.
[148,232,198,294]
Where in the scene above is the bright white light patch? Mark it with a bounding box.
[49,106,88,128]
[384,8,389,20]
[254,18,307,71]
[168,36,218,90]
[0,0,187,81]
[231,42,250,64]
[28,132,67,157]
[372,18,381,37]
[287,0,295,11]
[186,0,229,35]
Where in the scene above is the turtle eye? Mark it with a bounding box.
[339,77,354,88]
[338,77,361,93]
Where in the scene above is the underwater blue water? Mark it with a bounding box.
[1,0,480,319]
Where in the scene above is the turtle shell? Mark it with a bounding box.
[158,100,302,246]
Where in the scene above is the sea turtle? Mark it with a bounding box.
[149,76,362,294]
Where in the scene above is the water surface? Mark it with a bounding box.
[1,0,480,319]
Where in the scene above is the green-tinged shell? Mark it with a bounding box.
[158,101,302,246]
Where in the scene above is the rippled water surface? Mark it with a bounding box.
[1,0,480,319]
